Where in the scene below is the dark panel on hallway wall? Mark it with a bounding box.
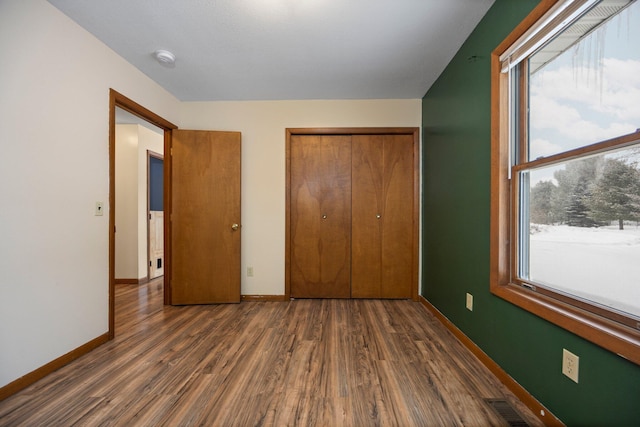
[420,0,640,425]
[150,156,163,211]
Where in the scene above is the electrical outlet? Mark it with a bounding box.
[466,293,473,311]
[247,266,254,277]
[562,348,579,383]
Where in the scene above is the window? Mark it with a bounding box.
[491,0,640,364]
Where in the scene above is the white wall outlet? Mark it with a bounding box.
[562,348,579,383]
[95,202,104,216]
[466,293,473,311]
[247,266,254,277]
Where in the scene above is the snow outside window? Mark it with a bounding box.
[514,0,640,327]
[491,0,640,364]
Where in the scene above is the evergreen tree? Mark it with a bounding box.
[565,177,599,227]
[553,156,603,226]
[588,158,640,230]
[530,180,557,224]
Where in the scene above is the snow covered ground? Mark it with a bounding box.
[529,224,640,318]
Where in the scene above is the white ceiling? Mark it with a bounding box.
[48,0,494,102]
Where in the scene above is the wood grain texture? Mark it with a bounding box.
[419,296,563,426]
[0,281,544,426]
[290,135,352,298]
[351,135,384,297]
[285,128,420,301]
[171,130,241,304]
[351,134,414,299]
[241,294,289,301]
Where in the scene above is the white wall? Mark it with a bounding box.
[115,124,164,281]
[0,0,180,388]
[0,0,421,391]
[115,125,139,280]
[180,100,422,296]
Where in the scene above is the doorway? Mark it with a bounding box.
[109,89,177,339]
[147,151,164,280]
[114,110,164,284]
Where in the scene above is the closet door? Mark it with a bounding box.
[352,134,414,298]
[290,135,352,298]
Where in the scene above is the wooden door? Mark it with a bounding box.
[352,134,414,298]
[170,130,241,304]
[290,135,352,298]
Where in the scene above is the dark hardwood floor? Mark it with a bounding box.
[0,280,542,426]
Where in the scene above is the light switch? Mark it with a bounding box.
[95,202,104,216]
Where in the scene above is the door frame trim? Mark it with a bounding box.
[108,89,177,339]
[285,127,420,301]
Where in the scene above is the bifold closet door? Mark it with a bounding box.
[290,135,352,298]
[351,134,414,298]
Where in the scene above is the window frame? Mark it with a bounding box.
[490,0,640,365]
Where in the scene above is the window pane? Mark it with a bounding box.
[528,0,640,161]
[522,144,640,318]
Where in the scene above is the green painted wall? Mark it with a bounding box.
[421,0,640,425]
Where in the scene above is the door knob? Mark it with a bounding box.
[322,214,327,219]
[231,223,240,231]
[376,214,382,219]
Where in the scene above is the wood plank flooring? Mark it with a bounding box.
[0,281,543,426]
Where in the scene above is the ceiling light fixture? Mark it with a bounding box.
[153,49,176,67]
